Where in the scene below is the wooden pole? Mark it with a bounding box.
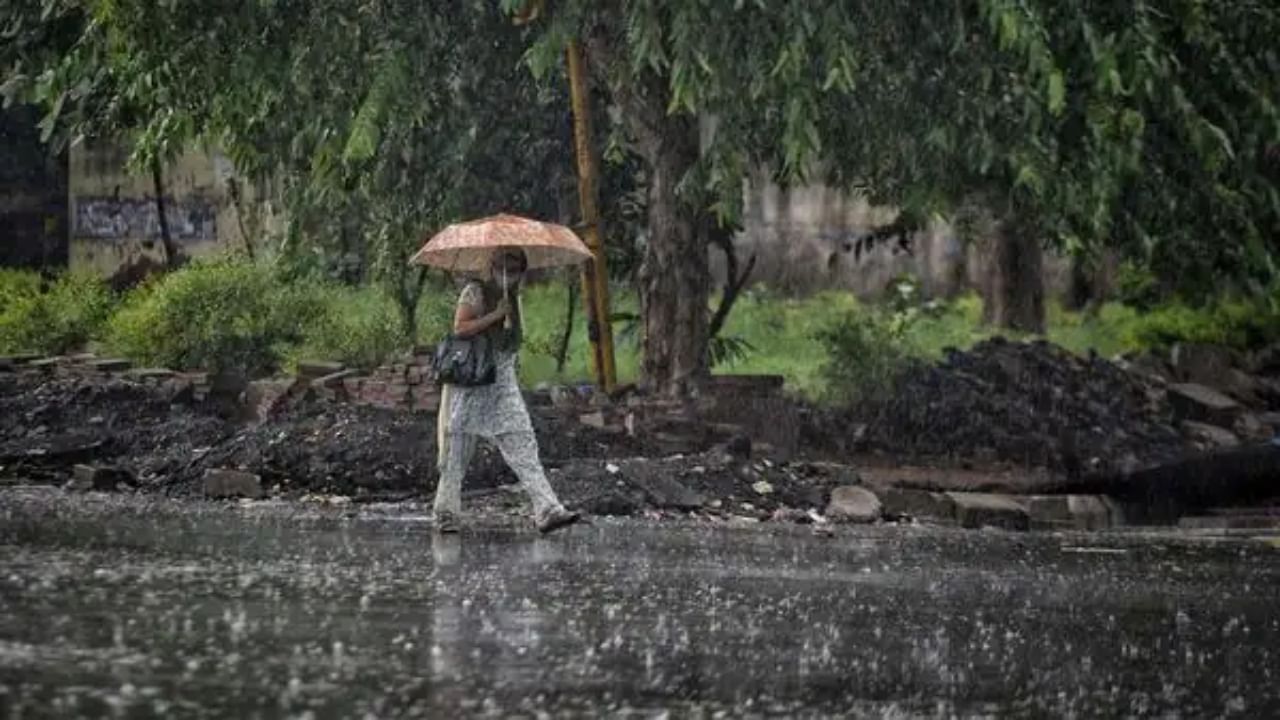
[565,39,617,391]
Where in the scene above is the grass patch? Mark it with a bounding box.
[517,281,642,387]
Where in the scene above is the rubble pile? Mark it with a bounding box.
[863,338,1192,474]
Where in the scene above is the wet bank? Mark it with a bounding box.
[1,490,1277,717]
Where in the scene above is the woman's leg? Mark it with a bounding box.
[493,431,564,519]
[433,432,476,517]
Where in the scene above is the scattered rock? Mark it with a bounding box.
[1171,343,1241,386]
[879,487,957,524]
[297,361,346,379]
[623,466,706,511]
[66,464,134,492]
[1178,514,1280,530]
[724,434,753,460]
[1234,413,1273,443]
[1249,342,1280,375]
[752,480,774,496]
[1220,368,1264,407]
[1027,495,1114,531]
[1180,420,1242,450]
[770,507,812,524]
[1259,412,1280,434]
[1167,383,1243,427]
[131,368,176,381]
[825,486,882,524]
[947,492,1029,531]
[578,489,642,517]
[243,378,304,423]
[27,357,63,371]
[313,369,358,388]
[90,359,132,373]
[203,469,264,499]
[1116,351,1174,384]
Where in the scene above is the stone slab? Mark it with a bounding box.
[203,469,264,499]
[880,487,958,524]
[297,360,346,379]
[1168,383,1243,427]
[947,492,1030,531]
[1028,495,1115,531]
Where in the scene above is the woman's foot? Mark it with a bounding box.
[537,507,581,534]
[435,510,460,534]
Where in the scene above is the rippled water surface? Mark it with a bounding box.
[1,490,1277,718]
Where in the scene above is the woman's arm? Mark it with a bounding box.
[452,296,508,339]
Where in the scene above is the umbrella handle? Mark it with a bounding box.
[501,265,511,330]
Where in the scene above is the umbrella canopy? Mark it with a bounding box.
[409,213,592,273]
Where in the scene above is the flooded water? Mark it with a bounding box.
[1,489,1278,718]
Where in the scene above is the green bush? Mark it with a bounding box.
[0,272,115,355]
[816,309,918,408]
[0,269,42,312]
[414,280,458,346]
[284,283,406,370]
[1123,297,1280,351]
[103,257,323,376]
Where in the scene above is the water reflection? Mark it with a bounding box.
[0,492,1277,717]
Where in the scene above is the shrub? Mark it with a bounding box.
[1124,297,1280,351]
[816,309,918,408]
[103,257,322,376]
[414,280,458,346]
[0,269,42,312]
[0,272,115,355]
[284,283,406,370]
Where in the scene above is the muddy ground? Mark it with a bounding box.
[0,370,845,519]
[4,338,1266,521]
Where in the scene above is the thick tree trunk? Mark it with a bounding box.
[150,159,179,269]
[979,214,1045,333]
[638,130,709,396]
[586,31,711,397]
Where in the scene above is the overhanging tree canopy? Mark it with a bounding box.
[7,0,1278,395]
[506,0,1277,364]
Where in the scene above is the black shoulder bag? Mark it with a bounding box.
[433,332,497,387]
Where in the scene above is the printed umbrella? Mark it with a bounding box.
[408,213,592,273]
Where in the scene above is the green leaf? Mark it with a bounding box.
[1047,70,1065,115]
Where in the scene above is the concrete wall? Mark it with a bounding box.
[68,142,274,283]
[720,170,1075,301]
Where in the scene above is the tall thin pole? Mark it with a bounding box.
[565,39,617,391]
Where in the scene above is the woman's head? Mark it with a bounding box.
[490,248,529,289]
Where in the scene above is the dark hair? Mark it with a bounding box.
[495,248,529,271]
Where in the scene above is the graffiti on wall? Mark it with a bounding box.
[74,196,217,242]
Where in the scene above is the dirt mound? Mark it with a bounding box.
[0,372,713,498]
[862,338,1191,474]
[0,373,235,483]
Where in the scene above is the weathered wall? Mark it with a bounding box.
[720,170,1075,301]
[0,105,68,269]
[68,143,275,284]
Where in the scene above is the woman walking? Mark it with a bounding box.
[433,248,580,534]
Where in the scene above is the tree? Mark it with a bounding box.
[513,0,1279,370]
[815,0,1280,326]
[2,0,192,269]
[510,1,866,394]
[46,0,580,339]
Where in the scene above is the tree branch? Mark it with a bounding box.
[707,220,755,340]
